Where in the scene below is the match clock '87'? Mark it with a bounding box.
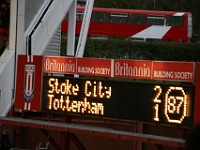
[153,86,188,124]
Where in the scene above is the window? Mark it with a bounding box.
[76,11,84,22]
[129,14,146,25]
[92,12,109,23]
[110,13,128,24]
[166,16,183,27]
[147,15,164,25]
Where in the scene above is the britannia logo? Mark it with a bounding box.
[23,64,35,101]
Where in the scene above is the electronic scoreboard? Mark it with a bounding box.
[42,76,194,127]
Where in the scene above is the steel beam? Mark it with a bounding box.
[0,117,185,148]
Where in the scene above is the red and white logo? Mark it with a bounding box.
[23,64,36,101]
[15,55,43,112]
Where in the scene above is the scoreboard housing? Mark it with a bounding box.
[42,76,194,127]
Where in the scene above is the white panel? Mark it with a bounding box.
[131,26,171,40]
[9,0,18,51]
[16,16,26,54]
[173,13,184,16]
[76,0,94,57]
[25,0,45,30]
[0,50,15,116]
[67,0,76,56]
[0,0,17,116]
[32,23,49,54]
[31,0,74,55]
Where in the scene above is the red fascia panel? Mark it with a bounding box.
[194,63,200,125]
[0,117,185,148]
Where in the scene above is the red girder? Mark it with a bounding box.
[0,116,185,149]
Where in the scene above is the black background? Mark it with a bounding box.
[42,76,194,127]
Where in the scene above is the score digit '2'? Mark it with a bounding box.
[153,85,188,124]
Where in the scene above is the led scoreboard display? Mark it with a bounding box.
[42,76,194,127]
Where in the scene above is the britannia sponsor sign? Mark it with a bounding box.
[152,61,195,82]
[15,55,196,113]
[44,56,76,74]
[77,58,112,77]
[114,59,152,79]
[43,56,195,82]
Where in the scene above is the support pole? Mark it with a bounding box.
[41,129,60,150]
[70,133,86,150]
[67,0,77,56]
[76,0,94,57]
[61,116,71,150]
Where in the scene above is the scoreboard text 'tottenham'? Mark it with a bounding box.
[42,76,194,127]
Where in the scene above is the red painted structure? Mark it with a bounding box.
[62,7,192,42]
[1,55,200,150]
[194,63,200,125]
